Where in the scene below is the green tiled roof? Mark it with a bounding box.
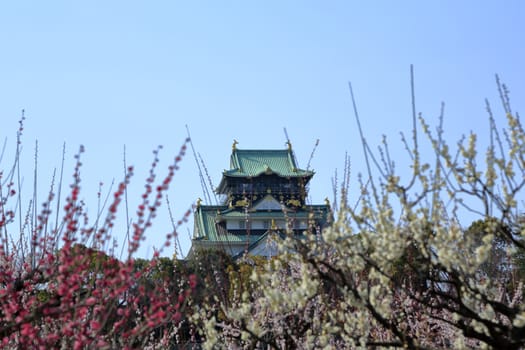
[224,149,313,178]
[219,207,329,219]
[193,205,264,244]
[192,204,331,243]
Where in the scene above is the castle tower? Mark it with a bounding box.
[188,141,330,259]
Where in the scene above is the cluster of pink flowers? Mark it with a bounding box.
[0,119,194,349]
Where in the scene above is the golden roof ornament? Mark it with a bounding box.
[232,139,239,151]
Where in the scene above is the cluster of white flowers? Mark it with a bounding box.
[193,87,525,349]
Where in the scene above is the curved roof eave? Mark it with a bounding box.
[222,170,314,178]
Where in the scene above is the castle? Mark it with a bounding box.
[188,141,331,259]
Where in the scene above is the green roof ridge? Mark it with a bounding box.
[225,148,313,178]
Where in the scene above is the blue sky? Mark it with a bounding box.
[1,1,524,257]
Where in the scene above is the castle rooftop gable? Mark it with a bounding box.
[225,148,313,178]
